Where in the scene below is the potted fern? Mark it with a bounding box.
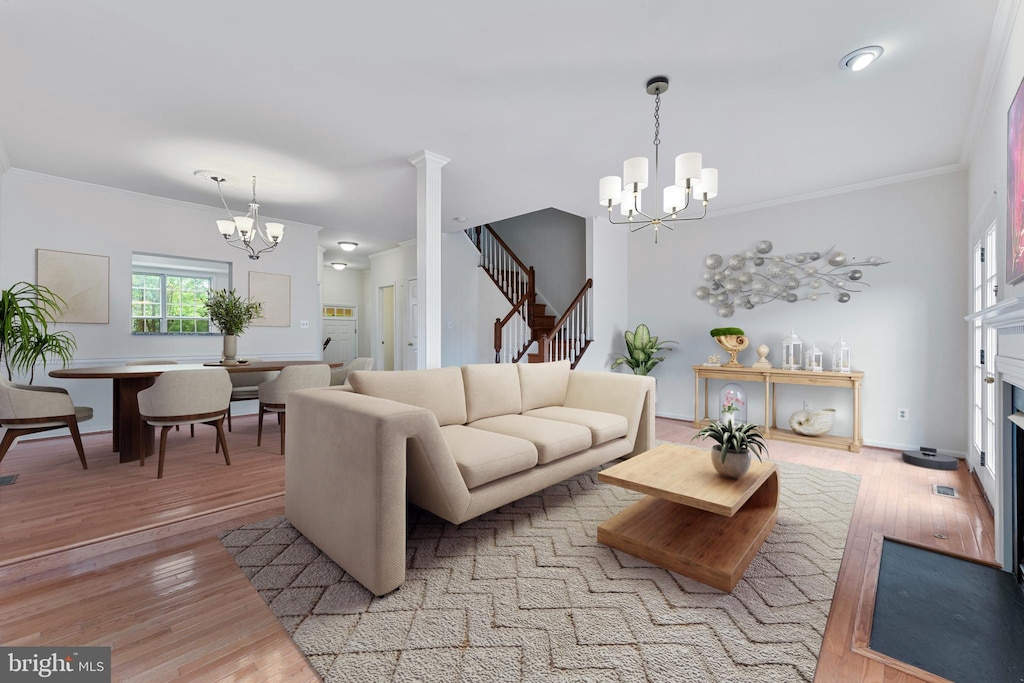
[611,323,676,376]
[0,282,77,383]
[692,420,768,479]
[204,289,263,365]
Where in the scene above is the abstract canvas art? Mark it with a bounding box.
[1007,75,1024,284]
[249,271,291,327]
[36,249,109,323]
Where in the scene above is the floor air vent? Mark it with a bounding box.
[932,484,959,499]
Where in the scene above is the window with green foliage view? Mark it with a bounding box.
[131,273,212,334]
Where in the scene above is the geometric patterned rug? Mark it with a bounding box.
[220,459,860,682]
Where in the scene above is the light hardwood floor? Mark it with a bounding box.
[0,416,994,682]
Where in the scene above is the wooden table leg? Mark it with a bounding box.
[852,378,862,452]
[764,377,771,437]
[111,381,120,453]
[693,371,700,427]
[115,377,156,463]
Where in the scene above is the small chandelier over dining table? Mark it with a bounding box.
[195,170,284,260]
[599,76,718,243]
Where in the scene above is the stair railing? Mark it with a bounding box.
[494,292,533,363]
[538,279,593,368]
[473,225,535,311]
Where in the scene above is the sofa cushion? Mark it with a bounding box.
[468,414,591,465]
[348,367,467,426]
[518,360,570,411]
[462,364,523,422]
[440,425,538,489]
[523,406,628,446]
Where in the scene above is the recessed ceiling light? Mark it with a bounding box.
[453,217,468,223]
[331,262,347,270]
[840,46,883,72]
[338,241,358,252]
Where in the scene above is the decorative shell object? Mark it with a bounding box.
[789,408,836,436]
[714,334,749,367]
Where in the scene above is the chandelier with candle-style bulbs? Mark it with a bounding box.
[195,170,284,260]
[599,76,718,242]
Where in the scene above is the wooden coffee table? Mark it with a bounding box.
[597,443,779,591]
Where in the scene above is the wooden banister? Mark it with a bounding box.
[547,279,592,333]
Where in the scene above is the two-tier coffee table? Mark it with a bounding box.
[597,443,779,592]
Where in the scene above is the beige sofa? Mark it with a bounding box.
[285,360,656,596]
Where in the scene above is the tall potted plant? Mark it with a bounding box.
[611,323,677,376]
[204,289,263,365]
[0,281,77,383]
[692,420,768,479]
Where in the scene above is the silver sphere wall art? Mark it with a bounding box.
[695,241,889,318]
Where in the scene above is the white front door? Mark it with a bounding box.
[970,226,998,503]
[323,319,356,363]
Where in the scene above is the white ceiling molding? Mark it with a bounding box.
[960,0,1023,164]
[706,164,965,219]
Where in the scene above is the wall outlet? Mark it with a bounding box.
[896,408,909,421]
[300,320,309,329]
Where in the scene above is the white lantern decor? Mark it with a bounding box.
[782,330,803,370]
[832,337,852,373]
[804,345,824,372]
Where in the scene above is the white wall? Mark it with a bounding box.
[488,208,586,313]
[440,232,509,366]
[628,171,968,453]
[0,170,323,433]
[574,216,629,372]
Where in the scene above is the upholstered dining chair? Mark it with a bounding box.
[257,364,331,454]
[226,359,279,432]
[329,357,375,386]
[136,368,231,479]
[0,376,93,469]
[125,359,190,435]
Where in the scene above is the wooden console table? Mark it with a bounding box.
[693,365,863,452]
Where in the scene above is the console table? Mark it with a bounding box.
[692,365,863,452]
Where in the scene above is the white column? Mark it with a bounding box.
[408,150,450,369]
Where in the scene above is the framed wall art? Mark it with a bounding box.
[249,271,291,327]
[35,249,110,324]
[1006,74,1024,284]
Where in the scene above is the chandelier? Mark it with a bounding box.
[195,170,284,260]
[599,76,718,242]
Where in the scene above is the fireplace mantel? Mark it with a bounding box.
[966,296,1024,329]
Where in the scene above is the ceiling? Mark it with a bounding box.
[0,1,1003,266]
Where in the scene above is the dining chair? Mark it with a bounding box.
[0,376,93,469]
[329,357,375,386]
[257,364,331,454]
[137,368,231,479]
[226,358,279,432]
[125,360,190,435]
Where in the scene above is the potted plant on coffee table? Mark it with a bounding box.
[692,419,768,479]
[204,289,263,365]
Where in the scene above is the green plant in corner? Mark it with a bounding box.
[0,282,78,383]
[611,323,677,376]
[692,420,768,462]
[204,289,263,335]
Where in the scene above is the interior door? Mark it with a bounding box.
[322,319,356,363]
[379,285,395,371]
[405,278,419,369]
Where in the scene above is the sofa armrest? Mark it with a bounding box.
[285,388,470,596]
[563,371,656,457]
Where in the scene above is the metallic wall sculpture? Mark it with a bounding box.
[695,241,888,317]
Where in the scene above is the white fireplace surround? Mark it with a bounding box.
[969,296,1024,571]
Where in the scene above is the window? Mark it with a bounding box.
[131,253,231,335]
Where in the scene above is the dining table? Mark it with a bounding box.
[50,361,342,463]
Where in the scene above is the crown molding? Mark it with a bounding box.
[960,0,1023,164]
[0,135,11,173]
[408,150,451,168]
[708,164,965,219]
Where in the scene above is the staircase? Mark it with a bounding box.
[467,225,592,367]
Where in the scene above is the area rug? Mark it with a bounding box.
[220,459,860,682]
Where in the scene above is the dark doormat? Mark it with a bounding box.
[870,539,1024,682]
[0,474,17,486]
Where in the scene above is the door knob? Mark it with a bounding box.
[985,376,996,384]
[408,342,414,346]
